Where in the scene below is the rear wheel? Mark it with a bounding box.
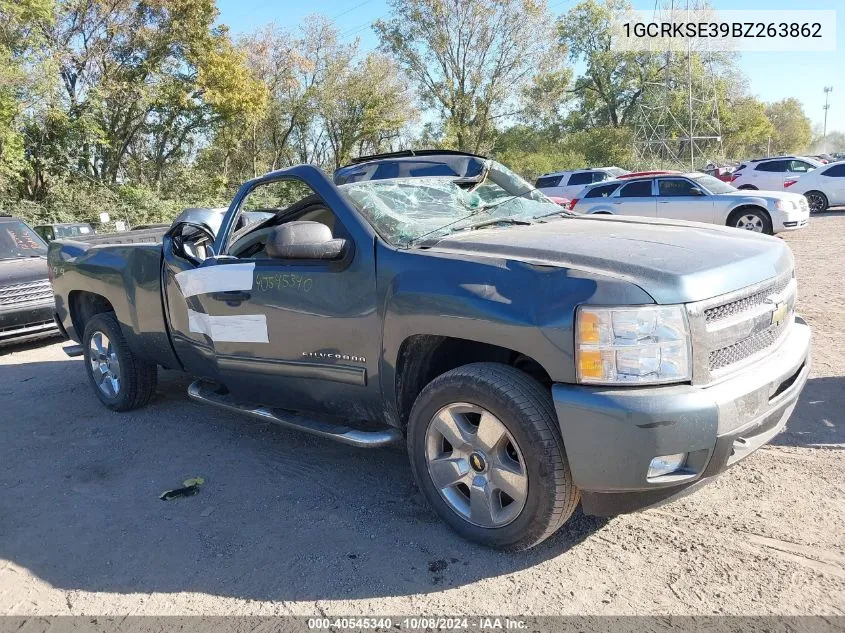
[407,363,579,550]
[738,184,758,190]
[804,191,829,214]
[83,313,157,411]
[728,208,772,235]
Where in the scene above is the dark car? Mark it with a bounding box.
[33,222,95,242]
[0,216,59,345]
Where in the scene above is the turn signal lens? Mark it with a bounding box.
[577,349,605,380]
[577,310,602,344]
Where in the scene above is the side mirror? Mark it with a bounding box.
[690,187,705,196]
[165,221,216,266]
[265,221,347,261]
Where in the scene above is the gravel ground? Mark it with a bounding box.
[0,214,843,616]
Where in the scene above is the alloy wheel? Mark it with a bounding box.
[736,214,764,232]
[806,192,827,214]
[89,331,121,398]
[424,403,528,528]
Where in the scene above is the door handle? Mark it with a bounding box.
[657,200,670,204]
[210,290,251,305]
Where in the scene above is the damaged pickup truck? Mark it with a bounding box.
[49,154,811,550]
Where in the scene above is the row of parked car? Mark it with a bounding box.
[536,155,844,219]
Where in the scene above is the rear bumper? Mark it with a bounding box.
[0,301,59,345]
[552,319,811,515]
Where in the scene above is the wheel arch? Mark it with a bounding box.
[68,290,116,341]
[390,334,552,429]
[726,204,771,227]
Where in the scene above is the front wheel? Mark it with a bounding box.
[729,208,772,235]
[83,313,157,411]
[407,363,579,550]
[805,191,829,214]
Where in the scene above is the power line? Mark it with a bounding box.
[332,0,377,21]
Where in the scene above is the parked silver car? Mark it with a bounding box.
[570,172,809,235]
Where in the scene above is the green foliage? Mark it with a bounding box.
[493,124,633,182]
[375,0,557,153]
[5,178,191,230]
[557,0,661,129]
[766,98,813,155]
[721,96,775,159]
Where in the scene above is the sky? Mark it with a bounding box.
[215,0,843,134]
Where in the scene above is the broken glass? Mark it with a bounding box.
[340,163,567,247]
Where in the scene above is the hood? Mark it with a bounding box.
[716,190,806,204]
[0,256,50,286]
[428,215,793,304]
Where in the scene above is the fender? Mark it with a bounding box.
[376,243,654,426]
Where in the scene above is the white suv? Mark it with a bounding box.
[784,160,845,213]
[730,156,822,191]
[535,167,629,199]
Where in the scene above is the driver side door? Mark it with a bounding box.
[190,175,383,418]
[655,178,715,223]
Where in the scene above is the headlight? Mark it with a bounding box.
[775,199,796,211]
[575,305,691,385]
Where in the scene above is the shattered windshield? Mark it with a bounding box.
[339,161,565,246]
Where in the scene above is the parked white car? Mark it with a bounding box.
[535,166,629,199]
[729,156,823,191]
[571,172,809,235]
[784,160,845,213]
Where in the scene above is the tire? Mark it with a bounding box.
[82,313,157,411]
[738,184,758,190]
[407,362,579,550]
[804,190,829,214]
[728,208,773,235]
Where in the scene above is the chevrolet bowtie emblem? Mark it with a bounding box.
[770,301,788,327]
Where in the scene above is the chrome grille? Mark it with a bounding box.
[687,270,796,384]
[0,279,54,307]
[704,276,791,324]
[709,318,789,371]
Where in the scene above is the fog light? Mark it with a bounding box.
[647,453,687,478]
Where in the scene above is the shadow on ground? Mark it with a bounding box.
[772,376,845,449]
[0,356,606,602]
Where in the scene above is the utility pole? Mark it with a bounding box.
[823,86,833,149]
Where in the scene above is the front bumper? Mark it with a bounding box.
[773,209,810,232]
[0,301,59,345]
[553,319,811,516]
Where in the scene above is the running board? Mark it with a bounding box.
[63,344,84,358]
[187,379,402,448]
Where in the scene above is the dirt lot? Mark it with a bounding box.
[1,214,843,617]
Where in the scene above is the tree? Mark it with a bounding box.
[765,98,812,155]
[0,0,55,191]
[720,95,774,159]
[321,52,415,168]
[810,128,845,154]
[558,0,661,129]
[27,0,265,196]
[376,0,557,153]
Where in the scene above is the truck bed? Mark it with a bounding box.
[71,227,168,246]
